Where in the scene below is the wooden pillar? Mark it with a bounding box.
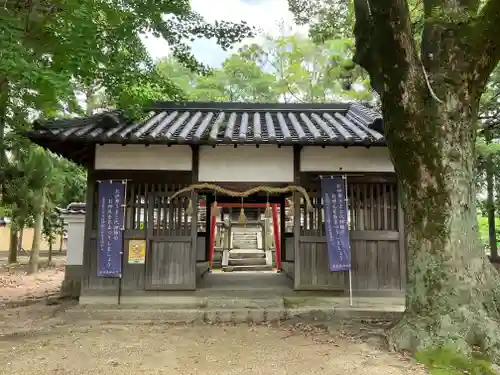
[293,145,301,289]
[279,195,286,262]
[80,146,120,302]
[80,164,97,295]
[191,146,201,285]
[81,153,95,297]
[205,194,213,262]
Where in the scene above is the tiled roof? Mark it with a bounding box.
[28,101,385,146]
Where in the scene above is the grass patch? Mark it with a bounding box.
[416,346,495,375]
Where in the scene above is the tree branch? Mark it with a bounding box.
[469,0,500,89]
[352,0,382,94]
[353,0,423,100]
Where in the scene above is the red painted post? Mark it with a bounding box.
[209,213,217,268]
[271,204,281,271]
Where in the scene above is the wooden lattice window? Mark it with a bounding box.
[297,180,399,236]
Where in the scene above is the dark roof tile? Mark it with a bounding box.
[27,101,385,147]
[57,202,86,215]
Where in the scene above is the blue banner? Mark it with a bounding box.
[321,176,351,272]
[97,180,125,277]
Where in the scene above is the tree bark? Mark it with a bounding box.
[485,129,498,259]
[18,223,24,253]
[352,0,500,360]
[0,78,8,201]
[386,100,500,357]
[28,191,45,275]
[8,223,18,264]
[59,231,63,252]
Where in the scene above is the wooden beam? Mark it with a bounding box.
[81,145,96,295]
[191,146,200,284]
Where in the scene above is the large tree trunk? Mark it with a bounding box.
[351,0,500,359]
[386,100,500,356]
[28,191,45,275]
[8,223,18,264]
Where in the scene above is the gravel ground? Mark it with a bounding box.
[0,310,427,375]
[0,254,65,307]
[0,253,427,375]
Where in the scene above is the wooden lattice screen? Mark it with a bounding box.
[298,180,399,236]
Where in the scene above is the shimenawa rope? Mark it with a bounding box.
[170,183,312,220]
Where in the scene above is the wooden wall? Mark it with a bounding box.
[81,166,199,301]
[79,146,405,300]
[293,172,405,295]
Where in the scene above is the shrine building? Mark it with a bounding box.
[26,101,405,305]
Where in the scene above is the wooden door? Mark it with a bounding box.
[145,188,196,290]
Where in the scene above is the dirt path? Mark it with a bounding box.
[0,255,66,307]
[0,307,427,375]
[0,254,427,375]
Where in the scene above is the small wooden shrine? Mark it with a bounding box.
[26,101,405,304]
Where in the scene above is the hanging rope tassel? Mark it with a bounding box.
[211,201,220,217]
[239,207,247,225]
[239,198,247,225]
[185,198,194,217]
[264,201,272,218]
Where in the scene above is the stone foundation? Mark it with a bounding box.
[60,265,83,298]
[64,295,405,324]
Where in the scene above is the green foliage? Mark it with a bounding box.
[288,0,424,42]
[240,34,371,102]
[477,216,500,245]
[288,0,354,40]
[0,0,254,114]
[157,33,372,103]
[157,54,279,102]
[0,0,254,254]
[0,205,10,217]
[416,346,495,375]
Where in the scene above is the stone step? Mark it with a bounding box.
[223,265,274,272]
[231,227,261,232]
[233,240,258,244]
[205,297,284,309]
[233,244,258,249]
[64,306,402,324]
[228,257,267,266]
[233,239,257,244]
[229,249,266,259]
